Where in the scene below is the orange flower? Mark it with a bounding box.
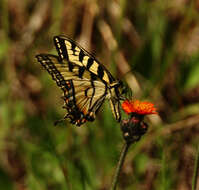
[122,100,157,115]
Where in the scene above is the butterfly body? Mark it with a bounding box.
[36,36,123,126]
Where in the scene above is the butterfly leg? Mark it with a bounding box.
[54,113,70,126]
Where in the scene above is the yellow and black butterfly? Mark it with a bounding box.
[36,35,124,126]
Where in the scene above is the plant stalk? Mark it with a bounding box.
[192,145,199,190]
[110,142,131,190]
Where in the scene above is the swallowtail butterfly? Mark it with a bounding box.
[36,35,124,126]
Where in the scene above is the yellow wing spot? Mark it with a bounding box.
[69,55,82,66]
[89,112,94,117]
[102,72,110,83]
[65,41,72,49]
[88,61,98,75]
[57,43,61,48]
[60,54,64,59]
[74,51,80,56]
[75,46,80,52]
[59,48,63,58]
[82,56,89,67]
[67,49,74,55]
[69,55,78,61]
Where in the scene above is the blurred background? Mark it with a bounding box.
[0,0,199,189]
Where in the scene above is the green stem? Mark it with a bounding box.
[192,145,199,190]
[110,142,131,190]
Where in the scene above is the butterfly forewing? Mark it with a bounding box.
[53,35,115,84]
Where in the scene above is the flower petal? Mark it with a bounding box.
[122,100,157,115]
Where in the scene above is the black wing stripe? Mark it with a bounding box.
[70,80,76,106]
[78,66,86,78]
[97,65,104,79]
[90,73,97,81]
[79,50,84,62]
[68,62,74,72]
[87,57,93,69]
[79,97,89,111]
[89,80,95,111]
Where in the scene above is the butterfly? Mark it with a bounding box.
[36,35,124,126]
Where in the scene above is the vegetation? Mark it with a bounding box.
[0,0,199,189]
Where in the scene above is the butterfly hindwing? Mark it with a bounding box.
[62,79,107,126]
[36,54,108,126]
[36,54,70,91]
